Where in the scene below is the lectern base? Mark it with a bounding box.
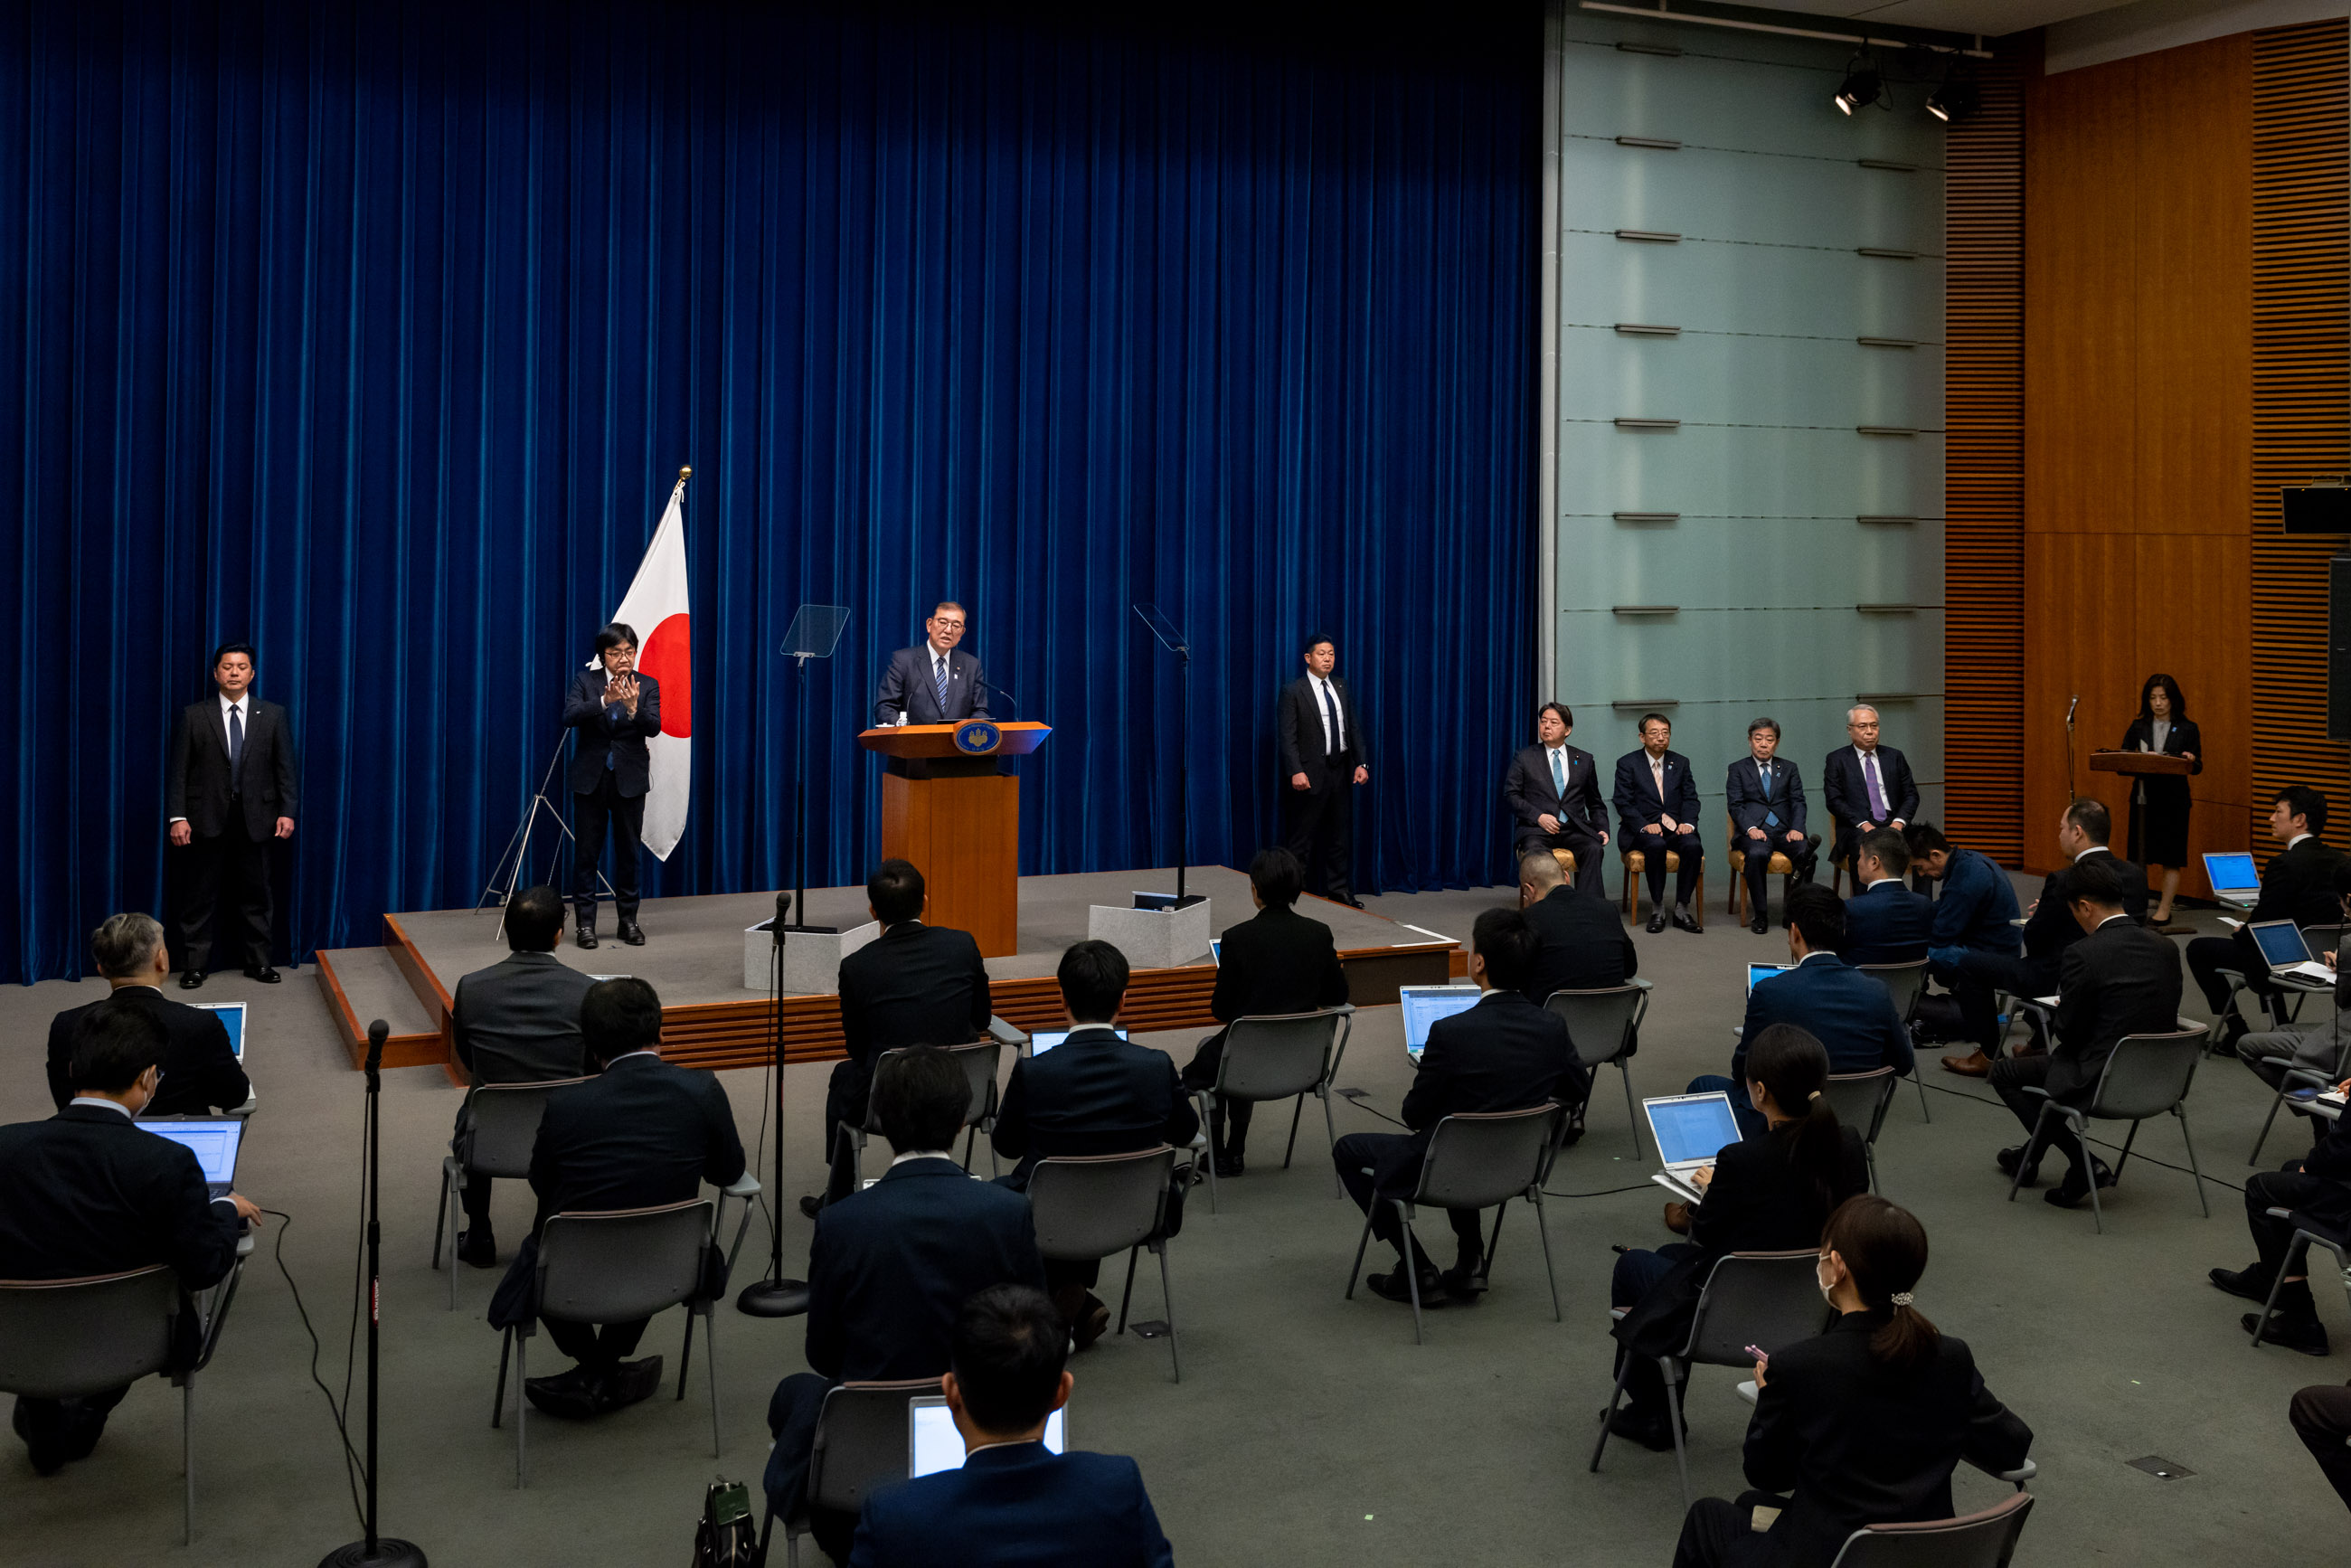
[319,1539,428,1567]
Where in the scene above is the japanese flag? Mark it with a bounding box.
[600,476,692,860]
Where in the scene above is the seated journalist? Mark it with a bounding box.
[46,912,250,1117]
[1838,829,1932,968]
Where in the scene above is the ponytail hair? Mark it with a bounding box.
[1821,1194,1940,1369]
[1746,1025,1843,1213]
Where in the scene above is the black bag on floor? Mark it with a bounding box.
[1909,992,1969,1045]
[694,1477,760,1567]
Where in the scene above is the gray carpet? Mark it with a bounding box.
[0,878,2335,1565]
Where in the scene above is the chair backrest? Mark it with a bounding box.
[0,1265,180,1399]
[808,1378,938,1516]
[465,1078,586,1176]
[1684,1250,1836,1368]
[536,1198,712,1324]
[1412,1105,1560,1211]
[1856,960,1929,1023]
[2087,1028,2206,1121]
[2302,923,2347,956]
[1823,1068,1899,1146]
[1826,1490,2035,1568]
[1028,1147,1175,1262]
[864,1042,1002,1135]
[1217,1009,1349,1103]
[1543,986,1647,1071]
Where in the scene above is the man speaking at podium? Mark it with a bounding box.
[876,602,991,726]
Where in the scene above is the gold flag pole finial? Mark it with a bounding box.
[678,466,693,484]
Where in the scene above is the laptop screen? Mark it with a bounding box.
[1746,963,1794,994]
[192,1001,246,1061]
[1209,940,1222,967]
[2204,852,2260,893]
[911,1398,1064,1477]
[139,1118,242,1185]
[2252,921,2315,968]
[1645,1094,1742,1167]
[1029,1027,1128,1056]
[1399,987,1482,1060]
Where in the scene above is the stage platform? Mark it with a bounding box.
[313,865,1459,1078]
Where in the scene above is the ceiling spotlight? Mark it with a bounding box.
[1926,76,1979,123]
[1835,56,1883,116]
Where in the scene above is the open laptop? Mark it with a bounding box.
[1400,985,1482,1063]
[910,1394,1065,1477]
[2204,852,2261,905]
[190,1000,247,1061]
[2250,920,2336,985]
[1745,962,1794,994]
[138,1117,244,1199]
[1642,1091,1744,1204]
[1028,1026,1128,1056]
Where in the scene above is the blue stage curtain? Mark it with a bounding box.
[0,0,1536,981]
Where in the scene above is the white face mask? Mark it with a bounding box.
[1816,1255,1837,1305]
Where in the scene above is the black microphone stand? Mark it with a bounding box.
[738,890,810,1318]
[319,1021,426,1568]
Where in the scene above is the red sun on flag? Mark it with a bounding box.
[639,612,691,738]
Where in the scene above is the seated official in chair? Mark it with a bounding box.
[447,883,596,1266]
[1333,908,1586,1308]
[2190,785,2347,1054]
[1726,717,1817,935]
[45,912,250,1117]
[1689,885,1912,1142]
[1606,1026,1868,1453]
[2236,859,2351,1097]
[488,978,744,1422]
[2,1003,259,1474]
[808,858,993,1214]
[2210,1081,2351,1356]
[1839,829,1933,968]
[1615,713,1705,933]
[1673,1196,2032,1568]
[1518,849,1638,1004]
[996,941,1197,1346]
[1505,701,1612,891]
[1182,848,1347,1177]
[1988,858,2183,1208]
[849,1284,1174,1568]
[1822,705,1919,878]
[1940,800,2145,1079]
[1905,824,2022,1050]
[769,1048,1048,1562]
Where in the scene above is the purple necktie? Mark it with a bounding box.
[1864,752,1888,817]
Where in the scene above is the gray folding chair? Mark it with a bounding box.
[1193,1005,1354,1213]
[0,1259,244,1545]
[1544,980,1651,1156]
[432,1076,586,1309]
[1344,1103,1562,1344]
[1823,1068,1900,1193]
[2249,1029,2351,1164]
[767,1377,938,1568]
[1856,960,1933,1121]
[1591,1248,1832,1507]
[2004,1025,2208,1232]
[1028,1147,1184,1381]
[1825,1490,2035,1567]
[2249,1207,2351,1349]
[493,1185,756,1486]
[840,1041,1004,1185]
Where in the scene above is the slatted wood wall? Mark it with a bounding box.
[1943,50,2030,863]
[2252,20,2351,827]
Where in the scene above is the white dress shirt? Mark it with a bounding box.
[1310,675,1345,752]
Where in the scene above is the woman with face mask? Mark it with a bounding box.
[1670,1195,2035,1567]
[1604,1026,1870,1454]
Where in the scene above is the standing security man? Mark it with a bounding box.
[167,642,298,987]
[565,622,662,949]
[1278,632,1369,907]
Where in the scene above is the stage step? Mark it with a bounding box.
[313,947,445,1072]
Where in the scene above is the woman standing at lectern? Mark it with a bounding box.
[2120,673,2201,925]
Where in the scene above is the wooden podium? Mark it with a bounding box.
[856,721,1051,957]
[2090,750,2194,777]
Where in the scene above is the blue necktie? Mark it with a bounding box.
[1550,750,1565,797]
[933,656,949,714]
[1319,681,1341,755]
[1761,763,1778,828]
[227,704,245,790]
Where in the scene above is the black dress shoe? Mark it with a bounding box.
[1994,1146,2041,1185]
[243,965,281,983]
[1439,1264,1487,1302]
[524,1365,604,1420]
[2244,1310,2333,1355]
[617,919,646,947]
[1071,1293,1112,1351]
[1671,909,1702,934]
[798,1194,826,1220]
[1603,1405,1677,1452]
[1213,1152,1245,1179]
[1365,1267,1448,1307]
[1646,912,1667,934]
[457,1229,498,1269]
[1749,913,1769,935]
[576,924,600,950]
[179,970,206,990]
[2044,1163,2118,1208]
[1336,895,1366,910]
[2209,1265,2276,1303]
[601,1355,664,1411]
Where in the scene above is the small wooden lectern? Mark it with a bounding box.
[2090,751,2194,778]
[855,721,1051,958]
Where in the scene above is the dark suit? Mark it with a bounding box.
[1821,744,1919,869]
[2117,714,2202,868]
[1726,755,1817,917]
[1731,956,1913,1082]
[2189,836,2349,1028]
[1675,1315,2031,1568]
[826,921,993,1200]
[0,1105,243,1463]
[1506,742,1610,892]
[562,668,662,924]
[1614,748,1704,909]
[1842,879,1934,967]
[1333,990,1585,1270]
[167,694,298,971]
[1946,847,2143,1054]
[489,1053,745,1366]
[2243,1118,2351,1310]
[46,987,250,1117]
[448,949,597,1229]
[1990,914,2184,1181]
[1181,904,1350,1157]
[1278,673,1366,900]
[873,643,992,727]
[765,1157,1047,1553]
[1520,883,1638,1008]
[851,1444,1175,1568]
